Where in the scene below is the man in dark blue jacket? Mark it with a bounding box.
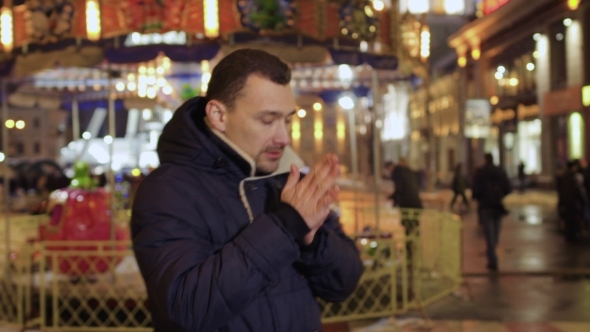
[131,49,363,332]
[472,153,512,271]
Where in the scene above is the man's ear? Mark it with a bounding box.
[205,99,228,132]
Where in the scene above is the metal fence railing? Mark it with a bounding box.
[0,208,462,330]
[321,208,462,322]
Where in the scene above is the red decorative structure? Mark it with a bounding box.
[38,162,128,275]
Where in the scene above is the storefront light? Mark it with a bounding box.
[490,96,499,105]
[494,72,503,80]
[291,118,301,140]
[526,63,535,71]
[420,26,430,60]
[583,85,590,107]
[471,48,481,60]
[297,109,307,118]
[313,102,322,111]
[563,18,573,27]
[444,0,465,15]
[556,33,564,41]
[533,33,541,41]
[568,113,584,159]
[408,0,429,13]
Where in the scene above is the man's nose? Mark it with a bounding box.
[274,123,291,146]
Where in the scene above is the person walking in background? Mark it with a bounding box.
[450,163,470,211]
[517,161,526,193]
[390,158,423,246]
[556,160,588,242]
[390,158,423,211]
[472,153,512,271]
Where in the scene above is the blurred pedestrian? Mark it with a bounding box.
[391,158,423,210]
[517,161,526,193]
[450,163,470,211]
[472,153,512,271]
[391,158,423,253]
[557,161,588,241]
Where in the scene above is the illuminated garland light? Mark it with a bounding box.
[0,7,13,52]
[471,48,481,60]
[458,56,466,67]
[86,0,101,41]
[204,0,219,38]
[420,26,430,60]
[568,0,580,10]
[291,117,301,140]
[372,0,384,11]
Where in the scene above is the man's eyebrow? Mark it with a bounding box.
[257,110,297,117]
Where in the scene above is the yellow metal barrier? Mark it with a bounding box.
[0,214,44,328]
[321,207,462,322]
[38,241,151,331]
[0,208,461,330]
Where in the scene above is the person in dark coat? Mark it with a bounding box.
[517,161,526,193]
[390,158,423,209]
[472,153,512,271]
[390,158,423,266]
[450,163,469,210]
[131,49,363,332]
[557,160,589,241]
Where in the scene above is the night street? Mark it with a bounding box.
[330,188,590,331]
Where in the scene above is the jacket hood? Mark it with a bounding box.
[157,97,305,178]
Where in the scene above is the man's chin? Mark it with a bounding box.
[255,160,280,175]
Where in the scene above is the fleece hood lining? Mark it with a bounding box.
[207,123,306,223]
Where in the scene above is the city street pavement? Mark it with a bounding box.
[327,186,590,331]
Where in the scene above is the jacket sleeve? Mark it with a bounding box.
[131,177,301,332]
[294,212,364,302]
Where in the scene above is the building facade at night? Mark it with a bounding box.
[448,0,587,184]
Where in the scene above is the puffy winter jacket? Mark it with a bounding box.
[131,97,363,332]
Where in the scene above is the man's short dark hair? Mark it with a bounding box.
[484,153,494,165]
[206,49,291,109]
